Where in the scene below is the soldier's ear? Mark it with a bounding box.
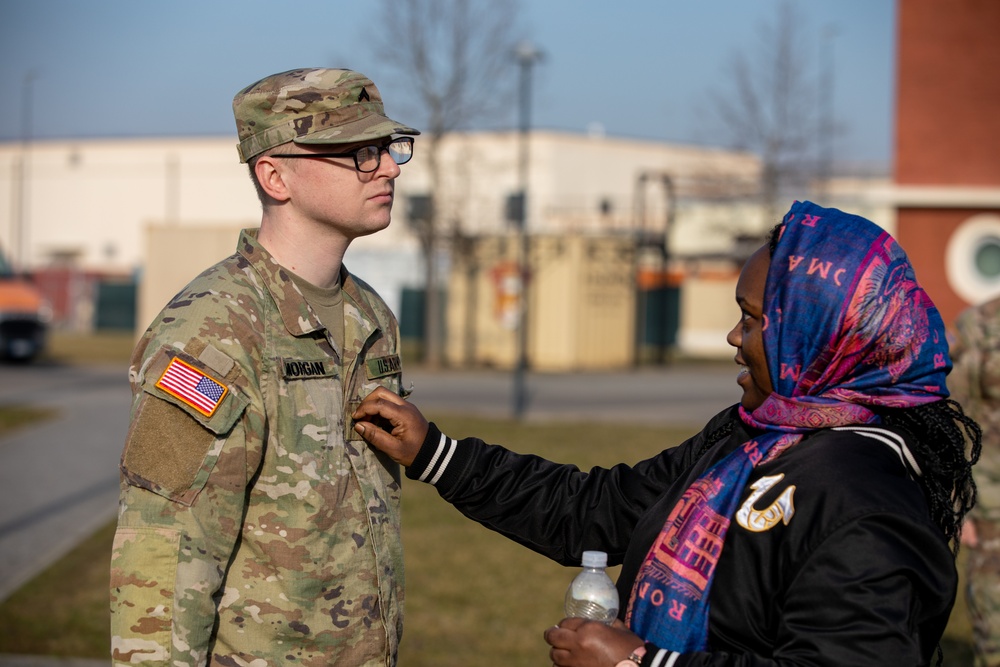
[254,155,292,203]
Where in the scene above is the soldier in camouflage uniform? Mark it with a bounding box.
[952,295,1000,667]
[110,68,419,666]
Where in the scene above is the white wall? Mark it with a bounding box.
[0,131,894,359]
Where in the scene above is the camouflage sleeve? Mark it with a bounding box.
[950,307,984,409]
[110,343,258,666]
[949,301,1000,523]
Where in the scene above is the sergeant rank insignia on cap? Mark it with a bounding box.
[156,357,228,417]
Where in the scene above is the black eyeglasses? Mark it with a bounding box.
[273,137,414,173]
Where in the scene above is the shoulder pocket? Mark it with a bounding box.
[122,347,249,505]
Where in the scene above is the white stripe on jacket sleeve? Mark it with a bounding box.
[418,432,457,485]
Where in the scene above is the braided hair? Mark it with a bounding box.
[881,400,981,667]
[877,400,980,551]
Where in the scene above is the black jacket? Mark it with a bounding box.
[407,405,956,666]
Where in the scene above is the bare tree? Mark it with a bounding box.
[374,0,523,368]
[704,1,832,225]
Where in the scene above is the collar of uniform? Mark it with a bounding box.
[338,264,385,331]
[337,265,388,363]
[236,228,384,340]
[236,228,324,336]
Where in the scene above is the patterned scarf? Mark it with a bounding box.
[625,201,951,651]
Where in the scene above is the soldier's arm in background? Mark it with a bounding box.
[951,307,983,546]
[950,306,984,411]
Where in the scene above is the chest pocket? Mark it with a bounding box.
[274,356,354,482]
[344,353,403,444]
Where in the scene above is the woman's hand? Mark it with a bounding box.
[352,386,429,467]
[544,618,644,667]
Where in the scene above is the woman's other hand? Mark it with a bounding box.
[544,617,644,667]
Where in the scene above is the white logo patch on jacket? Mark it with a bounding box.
[737,474,796,532]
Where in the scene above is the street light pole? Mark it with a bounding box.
[14,70,36,272]
[512,41,542,420]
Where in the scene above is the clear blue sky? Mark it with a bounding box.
[0,0,896,167]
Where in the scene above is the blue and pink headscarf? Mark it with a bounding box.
[626,201,951,651]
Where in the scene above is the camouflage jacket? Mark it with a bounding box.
[951,296,1000,523]
[111,228,405,666]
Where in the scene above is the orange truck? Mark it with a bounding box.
[0,246,48,362]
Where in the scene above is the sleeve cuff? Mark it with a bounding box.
[405,422,459,486]
[641,644,683,667]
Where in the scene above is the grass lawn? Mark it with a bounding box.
[41,329,137,365]
[0,405,57,436]
[0,413,978,664]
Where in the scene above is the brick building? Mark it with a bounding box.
[893,0,1000,325]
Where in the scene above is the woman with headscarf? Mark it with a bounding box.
[353,201,981,666]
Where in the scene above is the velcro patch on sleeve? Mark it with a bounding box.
[156,357,228,417]
[121,396,221,504]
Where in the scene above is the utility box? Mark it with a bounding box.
[446,234,636,371]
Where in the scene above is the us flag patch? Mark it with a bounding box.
[156,357,228,417]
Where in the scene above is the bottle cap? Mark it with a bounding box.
[581,550,608,568]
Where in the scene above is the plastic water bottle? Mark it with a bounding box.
[564,550,619,624]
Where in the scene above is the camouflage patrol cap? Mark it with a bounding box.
[233,68,419,163]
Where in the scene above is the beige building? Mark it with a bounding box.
[0,130,893,365]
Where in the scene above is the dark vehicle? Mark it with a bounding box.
[0,247,48,362]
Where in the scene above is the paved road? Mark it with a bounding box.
[0,362,130,604]
[404,362,740,426]
[0,358,739,665]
